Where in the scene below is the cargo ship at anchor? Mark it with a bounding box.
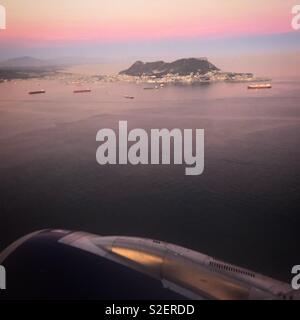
[28,90,46,95]
[73,89,92,94]
[248,83,272,90]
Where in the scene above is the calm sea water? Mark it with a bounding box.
[0,78,299,282]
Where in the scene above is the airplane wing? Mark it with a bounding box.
[0,229,296,300]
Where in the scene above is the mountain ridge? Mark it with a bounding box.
[0,56,47,68]
[119,58,220,76]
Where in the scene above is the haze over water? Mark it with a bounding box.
[0,75,299,282]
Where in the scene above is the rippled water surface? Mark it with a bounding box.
[1,78,299,281]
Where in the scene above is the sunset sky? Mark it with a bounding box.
[0,0,297,41]
[0,0,299,69]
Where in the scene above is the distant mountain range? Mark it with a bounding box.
[0,56,71,80]
[0,57,220,76]
[0,56,103,69]
[119,58,219,76]
[0,57,49,68]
